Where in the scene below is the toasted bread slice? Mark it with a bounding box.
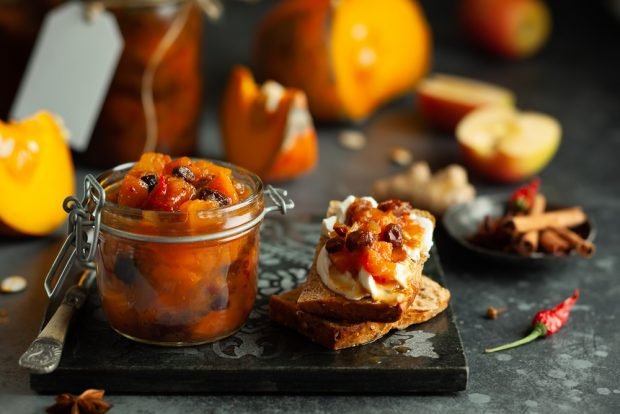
[296,245,422,322]
[270,287,392,350]
[297,201,435,323]
[270,275,450,350]
[392,274,451,330]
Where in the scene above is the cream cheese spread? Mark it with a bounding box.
[317,196,434,303]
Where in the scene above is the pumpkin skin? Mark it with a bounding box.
[254,0,431,121]
[220,65,318,182]
[0,112,75,236]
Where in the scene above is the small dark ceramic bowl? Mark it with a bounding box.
[442,194,595,264]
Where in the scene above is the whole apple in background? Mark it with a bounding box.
[417,74,515,131]
[456,106,561,183]
[459,0,552,59]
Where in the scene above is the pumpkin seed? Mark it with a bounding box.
[390,147,413,166]
[1,275,27,293]
[338,130,366,151]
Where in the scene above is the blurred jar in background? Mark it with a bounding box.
[0,0,205,167]
[0,0,61,118]
[84,0,204,166]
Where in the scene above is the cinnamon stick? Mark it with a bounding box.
[540,229,571,255]
[469,216,511,248]
[505,207,586,233]
[551,227,595,258]
[516,194,547,256]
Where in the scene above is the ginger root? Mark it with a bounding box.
[372,162,475,215]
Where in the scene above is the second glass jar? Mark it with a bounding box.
[82,0,204,166]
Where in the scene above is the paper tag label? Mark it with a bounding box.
[10,2,123,151]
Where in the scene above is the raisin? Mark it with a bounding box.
[197,188,231,207]
[140,174,158,192]
[377,199,412,216]
[333,223,349,237]
[325,237,345,253]
[172,165,195,182]
[114,253,138,285]
[382,223,403,249]
[346,230,375,251]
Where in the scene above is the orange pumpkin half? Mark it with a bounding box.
[220,65,318,182]
[254,0,431,121]
[0,112,75,236]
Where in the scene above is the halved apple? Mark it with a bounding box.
[220,65,318,182]
[456,106,561,183]
[417,74,515,131]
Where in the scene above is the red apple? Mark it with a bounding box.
[417,74,515,131]
[459,0,552,60]
[456,106,561,183]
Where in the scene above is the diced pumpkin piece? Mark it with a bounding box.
[128,152,171,177]
[117,175,150,208]
[361,242,396,282]
[205,174,239,204]
[163,156,193,176]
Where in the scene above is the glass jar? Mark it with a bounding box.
[91,160,290,346]
[82,0,204,166]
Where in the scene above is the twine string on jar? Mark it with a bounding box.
[141,1,193,153]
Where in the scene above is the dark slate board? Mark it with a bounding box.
[31,215,468,394]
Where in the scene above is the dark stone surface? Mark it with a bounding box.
[30,219,466,394]
[1,0,620,412]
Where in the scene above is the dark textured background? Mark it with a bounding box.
[1,0,620,412]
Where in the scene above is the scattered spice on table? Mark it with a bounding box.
[47,389,112,414]
[338,130,367,151]
[485,290,579,353]
[486,306,506,320]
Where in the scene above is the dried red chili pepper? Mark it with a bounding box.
[509,177,540,213]
[485,289,579,353]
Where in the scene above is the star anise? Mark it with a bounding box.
[47,389,112,414]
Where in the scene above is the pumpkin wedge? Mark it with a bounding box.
[220,65,318,182]
[0,112,75,236]
[254,0,431,121]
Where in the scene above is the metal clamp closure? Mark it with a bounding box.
[44,175,106,298]
[264,185,295,215]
